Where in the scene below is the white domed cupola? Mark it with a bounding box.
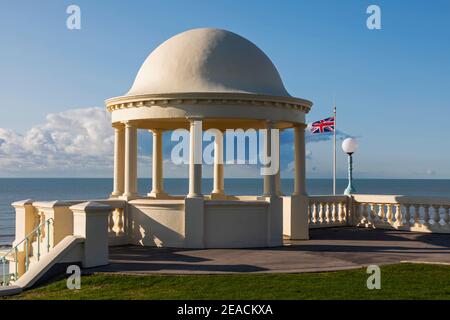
[127,28,291,97]
[106,28,312,130]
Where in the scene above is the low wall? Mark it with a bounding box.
[127,198,275,248]
[128,199,185,247]
[204,200,269,248]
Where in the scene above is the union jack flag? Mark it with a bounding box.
[311,116,335,134]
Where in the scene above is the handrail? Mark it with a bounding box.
[1,218,54,286]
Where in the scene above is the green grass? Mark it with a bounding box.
[6,263,450,300]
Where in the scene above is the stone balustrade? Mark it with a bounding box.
[352,194,450,233]
[308,196,350,228]
[308,194,450,233]
[9,199,126,270]
[105,203,128,246]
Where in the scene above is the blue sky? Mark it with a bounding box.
[0,0,449,178]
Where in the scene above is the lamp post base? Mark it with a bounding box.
[344,185,355,196]
[344,153,356,195]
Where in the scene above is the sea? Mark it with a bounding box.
[1,178,450,247]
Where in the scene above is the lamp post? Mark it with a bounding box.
[342,138,358,195]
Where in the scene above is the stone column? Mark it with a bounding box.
[283,123,309,240]
[263,121,277,197]
[188,119,203,198]
[211,130,225,199]
[123,121,138,198]
[148,129,166,198]
[111,124,125,197]
[293,124,307,196]
[275,128,283,196]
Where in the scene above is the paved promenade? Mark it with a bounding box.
[92,228,450,274]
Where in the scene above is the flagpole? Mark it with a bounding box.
[333,102,337,195]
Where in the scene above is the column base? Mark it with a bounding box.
[147,191,169,199]
[210,192,227,200]
[261,193,277,198]
[110,191,123,198]
[121,193,139,201]
[187,193,204,199]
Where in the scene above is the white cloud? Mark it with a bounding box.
[0,107,364,179]
[0,107,114,176]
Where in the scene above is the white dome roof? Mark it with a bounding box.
[126,28,291,97]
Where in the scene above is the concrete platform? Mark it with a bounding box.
[91,228,450,274]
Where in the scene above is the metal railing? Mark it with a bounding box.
[1,218,54,286]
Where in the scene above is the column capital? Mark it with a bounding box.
[186,116,203,123]
[149,128,164,135]
[122,121,136,128]
[293,123,308,130]
[112,123,125,130]
[264,120,276,129]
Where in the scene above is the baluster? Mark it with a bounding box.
[333,202,339,222]
[423,204,430,226]
[370,203,377,223]
[354,203,362,225]
[404,204,411,226]
[112,209,118,234]
[413,204,420,225]
[322,203,326,223]
[379,204,386,222]
[112,209,125,235]
[326,203,332,223]
[330,203,336,223]
[318,202,324,224]
[339,202,346,223]
[118,209,124,234]
[366,204,372,223]
[394,204,402,227]
[312,203,318,224]
[307,204,311,224]
[108,212,115,234]
[432,205,441,225]
[384,204,392,224]
[362,203,369,224]
[444,206,450,227]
